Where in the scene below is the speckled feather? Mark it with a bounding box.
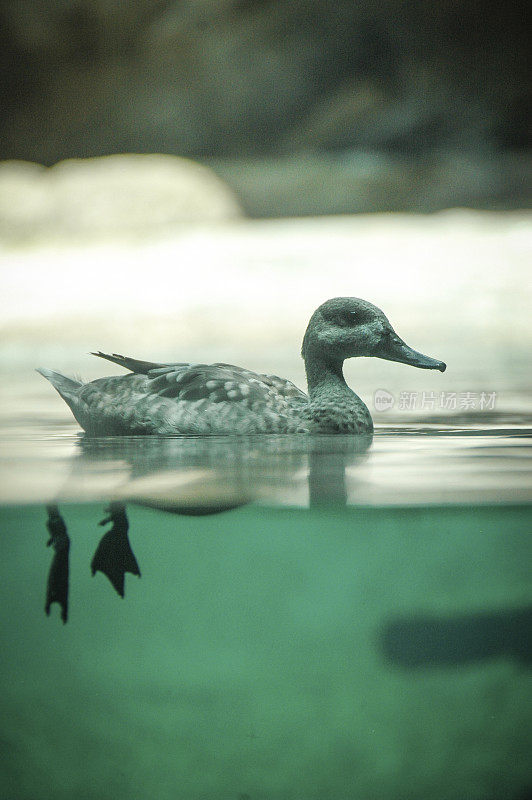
[74,361,312,435]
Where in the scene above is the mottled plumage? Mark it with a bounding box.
[38,297,446,436]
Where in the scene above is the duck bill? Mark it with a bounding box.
[379,336,446,372]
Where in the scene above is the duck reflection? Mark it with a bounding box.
[44,431,372,622]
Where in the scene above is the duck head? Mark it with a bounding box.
[302,297,446,372]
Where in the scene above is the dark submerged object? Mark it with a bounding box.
[45,505,70,623]
[91,503,141,597]
[37,297,446,436]
[44,503,141,622]
[381,607,532,668]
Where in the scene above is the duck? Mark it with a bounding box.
[37,297,446,436]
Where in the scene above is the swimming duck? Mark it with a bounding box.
[37,297,446,436]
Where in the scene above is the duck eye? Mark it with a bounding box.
[335,310,356,327]
[350,309,372,325]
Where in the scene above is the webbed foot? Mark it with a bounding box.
[45,504,70,623]
[91,503,141,597]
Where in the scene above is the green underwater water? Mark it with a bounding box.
[0,501,531,800]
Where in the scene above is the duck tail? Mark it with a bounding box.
[36,368,82,395]
[37,368,88,430]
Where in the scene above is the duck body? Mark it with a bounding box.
[38,360,372,435]
[38,297,445,436]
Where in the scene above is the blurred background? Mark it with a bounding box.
[0,0,531,423]
[1,0,530,216]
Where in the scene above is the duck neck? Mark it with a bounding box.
[304,353,351,401]
[303,351,372,433]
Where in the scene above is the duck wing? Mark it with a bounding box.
[92,351,305,401]
[92,352,306,403]
[145,363,307,403]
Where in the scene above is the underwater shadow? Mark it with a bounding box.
[380,606,532,668]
